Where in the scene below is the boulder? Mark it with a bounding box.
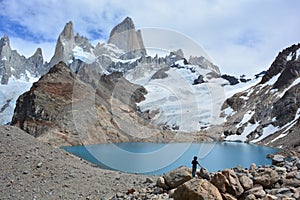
[199,167,210,180]
[250,163,256,171]
[156,176,168,189]
[210,172,228,193]
[272,155,285,165]
[239,175,253,190]
[163,166,192,189]
[290,187,300,199]
[249,163,258,176]
[168,188,176,198]
[173,178,222,200]
[222,169,244,197]
[241,185,266,199]
[254,168,279,188]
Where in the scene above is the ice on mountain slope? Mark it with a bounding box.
[72,46,96,64]
[223,77,262,99]
[0,76,38,124]
[133,60,227,132]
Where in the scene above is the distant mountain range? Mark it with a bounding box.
[1,17,299,152]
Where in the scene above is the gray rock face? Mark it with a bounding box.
[261,43,300,85]
[0,36,46,84]
[49,21,76,68]
[108,17,146,59]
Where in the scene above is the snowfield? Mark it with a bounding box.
[0,75,38,124]
[130,61,227,132]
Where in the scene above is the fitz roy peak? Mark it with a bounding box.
[108,17,147,59]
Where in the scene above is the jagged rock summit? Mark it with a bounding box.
[49,21,76,68]
[0,35,47,84]
[108,17,146,59]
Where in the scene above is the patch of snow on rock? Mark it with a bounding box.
[73,46,96,64]
[236,110,254,128]
[226,122,259,142]
[252,124,280,143]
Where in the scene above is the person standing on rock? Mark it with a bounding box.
[191,156,202,177]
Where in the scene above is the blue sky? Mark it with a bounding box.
[0,0,299,76]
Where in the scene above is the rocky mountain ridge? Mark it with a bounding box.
[10,62,153,146]
[0,36,47,84]
[221,43,300,153]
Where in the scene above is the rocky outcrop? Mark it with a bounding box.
[260,43,300,85]
[0,36,46,84]
[11,62,143,146]
[108,17,146,59]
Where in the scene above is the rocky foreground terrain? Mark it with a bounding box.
[1,125,300,200]
[0,125,160,199]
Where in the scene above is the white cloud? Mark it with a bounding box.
[0,0,299,76]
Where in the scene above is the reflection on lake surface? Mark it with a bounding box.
[63,142,278,175]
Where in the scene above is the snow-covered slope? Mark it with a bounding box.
[126,59,230,132]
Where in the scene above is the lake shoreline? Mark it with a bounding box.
[1,125,299,199]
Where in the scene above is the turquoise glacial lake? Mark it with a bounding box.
[63,142,278,175]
